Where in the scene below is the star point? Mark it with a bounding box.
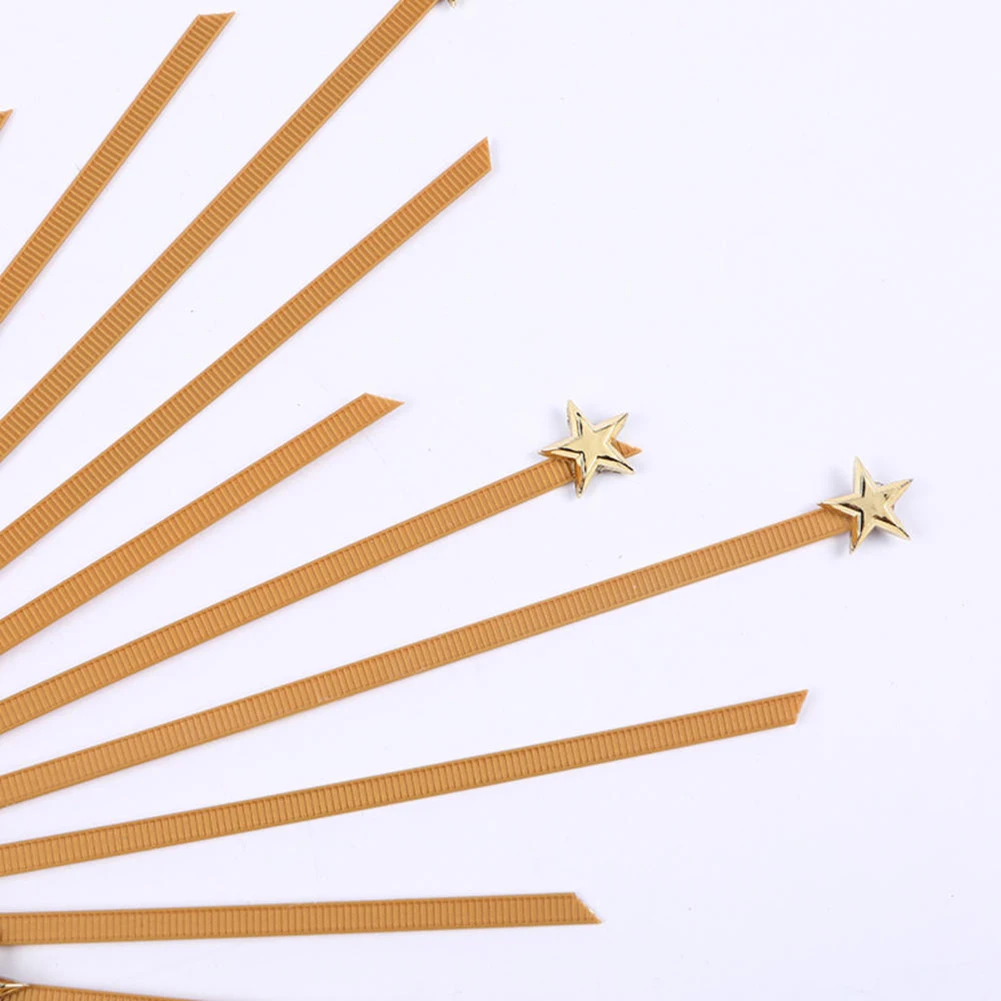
[541,400,635,496]
[822,457,912,552]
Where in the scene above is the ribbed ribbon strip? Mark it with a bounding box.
[0,0,444,463]
[0,15,232,328]
[0,510,842,808]
[0,111,11,135]
[1,985,191,1001]
[0,691,806,876]
[0,139,490,572]
[0,439,638,732]
[0,894,598,943]
[0,394,401,656]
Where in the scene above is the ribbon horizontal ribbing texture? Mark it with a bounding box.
[2,985,192,1001]
[0,440,638,731]
[0,894,598,943]
[0,0,442,461]
[0,393,400,655]
[0,691,806,876]
[0,510,842,808]
[0,138,491,572]
[0,15,232,327]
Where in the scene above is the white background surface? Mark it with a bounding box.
[0,1,998,998]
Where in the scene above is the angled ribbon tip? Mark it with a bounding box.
[614,440,641,458]
[468,137,492,172]
[789,690,808,720]
[572,895,602,925]
[368,394,405,412]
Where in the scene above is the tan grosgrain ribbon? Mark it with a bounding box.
[0,894,598,943]
[0,510,843,808]
[0,438,639,726]
[0,0,446,462]
[0,15,232,326]
[0,138,490,572]
[0,691,806,877]
[0,393,401,655]
[1,985,189,1001]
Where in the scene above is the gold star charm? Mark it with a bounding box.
[541,400,635,496]
[0,980,26,1000]
[822,458,912,553]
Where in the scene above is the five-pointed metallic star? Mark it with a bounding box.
[0,979,26,1000]
[822,458,912,553]
[541,400,635,496]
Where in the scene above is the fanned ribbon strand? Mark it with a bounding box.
[2,984,187,1001]
[0,691,805,877]
[0,0,447,463]
[0,404,636,729]
[0,111,11,136]
[1,506,831,807]
[0,139,490,572]
[0,394,401,655]
[0,894,598,943]
[0,15,232,326]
